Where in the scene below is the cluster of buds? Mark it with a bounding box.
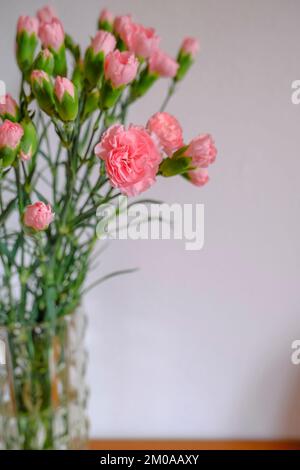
[16,6,66,78]
[14,5,200,119]
[86,9,199,107]
[30,71,78,122]
[147,112,217,187]
[0,94,38,168]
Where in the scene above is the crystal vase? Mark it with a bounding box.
[0,308,89,450]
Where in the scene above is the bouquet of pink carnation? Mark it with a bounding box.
[0,5,217,449]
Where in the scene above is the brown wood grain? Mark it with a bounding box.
[89,440,300,450]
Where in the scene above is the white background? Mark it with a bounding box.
[1,0,300,438]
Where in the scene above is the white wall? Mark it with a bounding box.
[1,0,300,439]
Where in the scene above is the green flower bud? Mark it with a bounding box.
[84,47,105,89]
[130,68,158,100]
[0,120,24,168]
[19,119,38,161]
[54,77,78,122]
[52,45,67,77]
[0,94,20,122]
[159,147,193,177]
[33,49,55,75]
[175,38,199,82]
[84,31,116,88]
[30,70,55,116]
[16,16,39,72]
[72,60,84,91]
[98,9,114,32]
[100,81,122,110]
[82,89,100,121]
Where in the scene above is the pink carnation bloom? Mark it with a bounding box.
[181,37,199,58]
[54,76,75,101]
[147,112,184,156]
[17,15,39,36]
[188,168,209,187]
[99,8,114,25]
[37,5,58,24]
[121,21,160,59]
[184,134,217,168]
[95,124,162,197]
[0,94,19,120]
[104,50,138,88]
[149,49,179,78]
[24,201,54,231]
[0,120,24,150]
[39,18,64,51]
[91,30,116,56]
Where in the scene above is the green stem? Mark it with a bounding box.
[160,81,177,112]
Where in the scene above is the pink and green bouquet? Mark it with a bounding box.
[0,5,217,449]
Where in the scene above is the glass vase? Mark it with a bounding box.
[0,308,89,450]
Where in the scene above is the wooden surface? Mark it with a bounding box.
[89,440,300,450]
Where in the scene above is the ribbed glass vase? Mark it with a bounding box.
[0,308,89,450]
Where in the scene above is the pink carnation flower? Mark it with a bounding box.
[149,49,179,78]
[180,37,199,58]
[17,15,39,36]
[95,124,162,197]
[104,50,138,88]
[147,112,184,156]
[0,120,24,150]
[24,201,54,231]
[0,94,19,120]
[121,21,160,59]
[188,168,209,187]
[37,5,58,24]
[91,30,116,56]
[184,134,217,168]
[39,18,64,51]
[54,76,75,101]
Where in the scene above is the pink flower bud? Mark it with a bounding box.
[104,50,138,88]
[180,37,199,59]
[188,168,209,187]
[114,15,132,36]
[37,5,58,24]
[39,18,64,51]
[99,8,114,26]
[0,120,24,150]
[149,49,179,78]
[95,124,162,197]
[121,22,160,59]
[17,15,39,36]
[185,134,217,168]
[147,112,184,156]
[54,76,74,101]
[0,94,19,121]
[20,150,31,161]
[91,30,116,56]
[31,69,50,85]
[24,202,54,231]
